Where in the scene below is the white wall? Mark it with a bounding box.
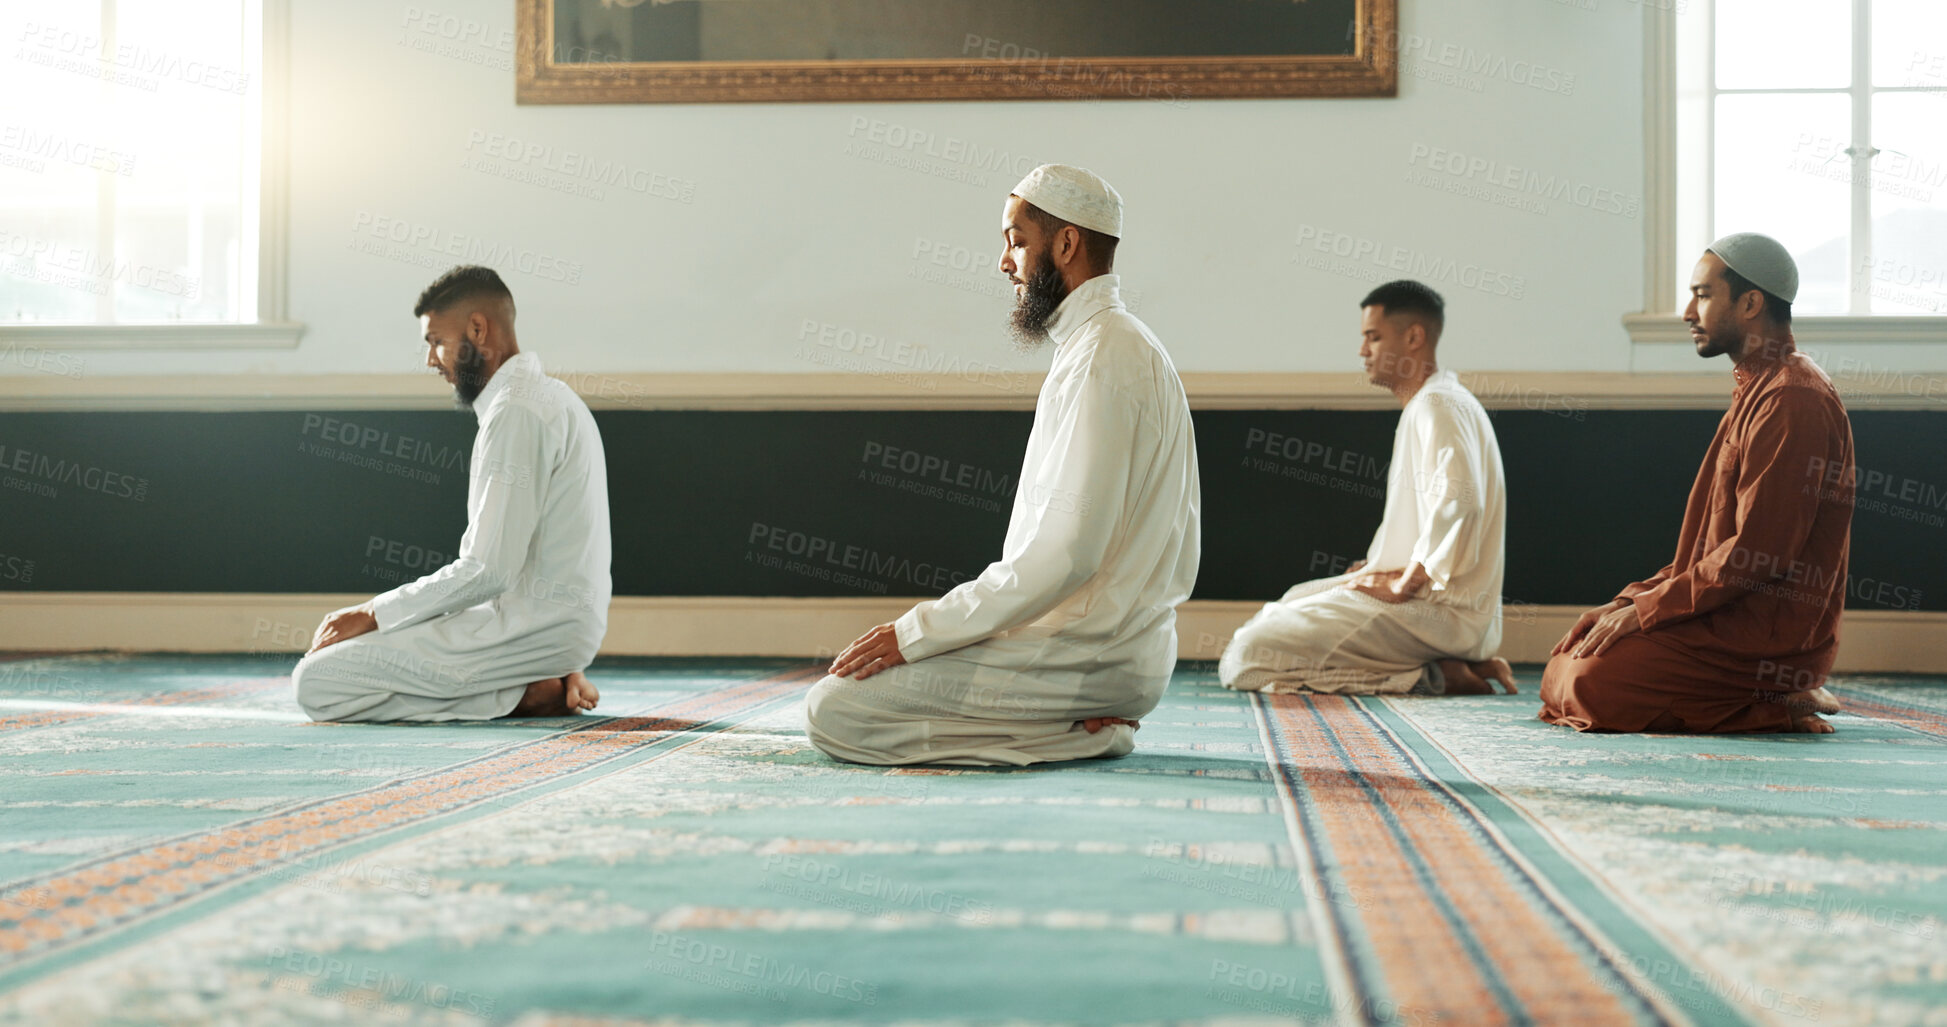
[36,0,1654,378]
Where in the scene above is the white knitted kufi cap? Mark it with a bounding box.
[1011,164,1123,238]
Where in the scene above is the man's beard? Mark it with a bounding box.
[452,341,491,409]
[1008,260,1069,350]
[1694,322,1733,358]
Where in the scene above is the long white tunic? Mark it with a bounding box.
[1220,369,1505,694]
[808,274,1202,764]
[294,351,613,722]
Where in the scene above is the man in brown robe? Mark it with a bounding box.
[1543,233,1855,734]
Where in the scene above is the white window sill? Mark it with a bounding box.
[1624,314,1947,346]
[0,322,306,350]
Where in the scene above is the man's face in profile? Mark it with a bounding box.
[421,309,491,408]
[1000,195,1069,349]
[1685,253,1748,360]
[1359,305,1425,389]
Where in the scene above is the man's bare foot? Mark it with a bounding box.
[1472,658,1518,694]
[1800,687,1841,715]
[1773,688,1839,733]
[1775,687,1842,722]
[509,677,568,717]
[1082,717,1140,734]
[1789,713,1836,734]
[1436,657,1519,695]
[508,671,600,717]
[563,670,599,713]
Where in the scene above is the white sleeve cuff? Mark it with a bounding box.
[893,605,933,662]
[369,588,411,633]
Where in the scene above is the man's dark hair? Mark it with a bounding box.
[1020,202,1119,272]
[1720,264,1792,325]
[414,265,515,318]
[1360,279,1445,342]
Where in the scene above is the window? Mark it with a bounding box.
[1637,0,1947,339]
[0,0,295,346]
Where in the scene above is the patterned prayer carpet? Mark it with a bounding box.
[1,652,1943,1026]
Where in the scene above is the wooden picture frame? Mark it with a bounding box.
[515,0,1397,105]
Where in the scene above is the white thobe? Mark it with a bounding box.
[1219,370,1505,694]
[294,352,613,722]
[807,274,1202,765]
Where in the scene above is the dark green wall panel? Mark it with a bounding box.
[0,408,1939,611]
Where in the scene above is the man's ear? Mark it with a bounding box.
[1053,225,1079,269]
[468,310,490,345]
[1738,288,1766,324]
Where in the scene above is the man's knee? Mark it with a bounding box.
[291,651,335,721]
[805,673,873,750]
[1219,620,1271,677]
[1542,649,1606,698]
[1099,722,1138,758]
[291,648,370,723]
[803,673,843,734]
[1540,652,1575,700]
[1220,618,1321,690]
[1541,647,1655,731]
[1225,618,1266,656]
[807,672,909,764]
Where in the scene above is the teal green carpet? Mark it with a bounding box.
[1,653,1942,1025]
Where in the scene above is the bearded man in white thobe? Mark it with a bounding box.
[293,265,611,721]
[1220,280,1515,697]
[806,164,1202,766]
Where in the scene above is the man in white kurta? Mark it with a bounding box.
[1220,281,1510,696]
[294,267,611,722]
[806,166,1201,766]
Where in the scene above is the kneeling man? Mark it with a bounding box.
[294,265,611,721]
[1543,234,1855,734]
[806,164,1201,766]
[1220,281,1513,697]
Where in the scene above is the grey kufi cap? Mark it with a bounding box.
[1708,232,1799,303]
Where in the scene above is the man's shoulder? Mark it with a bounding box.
[1066,312,1175,381]
[1413,376,1492,424]
[1772,357,1847,405]
[482,373,583,430]
[1096,307,1172,354]
[1748,359,1850,431]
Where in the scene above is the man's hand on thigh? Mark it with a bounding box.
[1573,603,1642,659]
[309,602,378,654]
[830,623,907,680]
[1553,599,1628,656]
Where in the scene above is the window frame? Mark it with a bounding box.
[1629,0,1947,346]
[0,0,301,351]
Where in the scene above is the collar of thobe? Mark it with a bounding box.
[1406,369,1459,406]
[473,350,541,417]
[1731,338,1796,395]
[1045,274,1125,349]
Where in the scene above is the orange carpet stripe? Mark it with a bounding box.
[0,665,820,965]
[1840,696,1947,738]
[1266,696,1500,1022]
[1266,694,1642,1025]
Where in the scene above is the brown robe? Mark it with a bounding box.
[1541,342,1856,733]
